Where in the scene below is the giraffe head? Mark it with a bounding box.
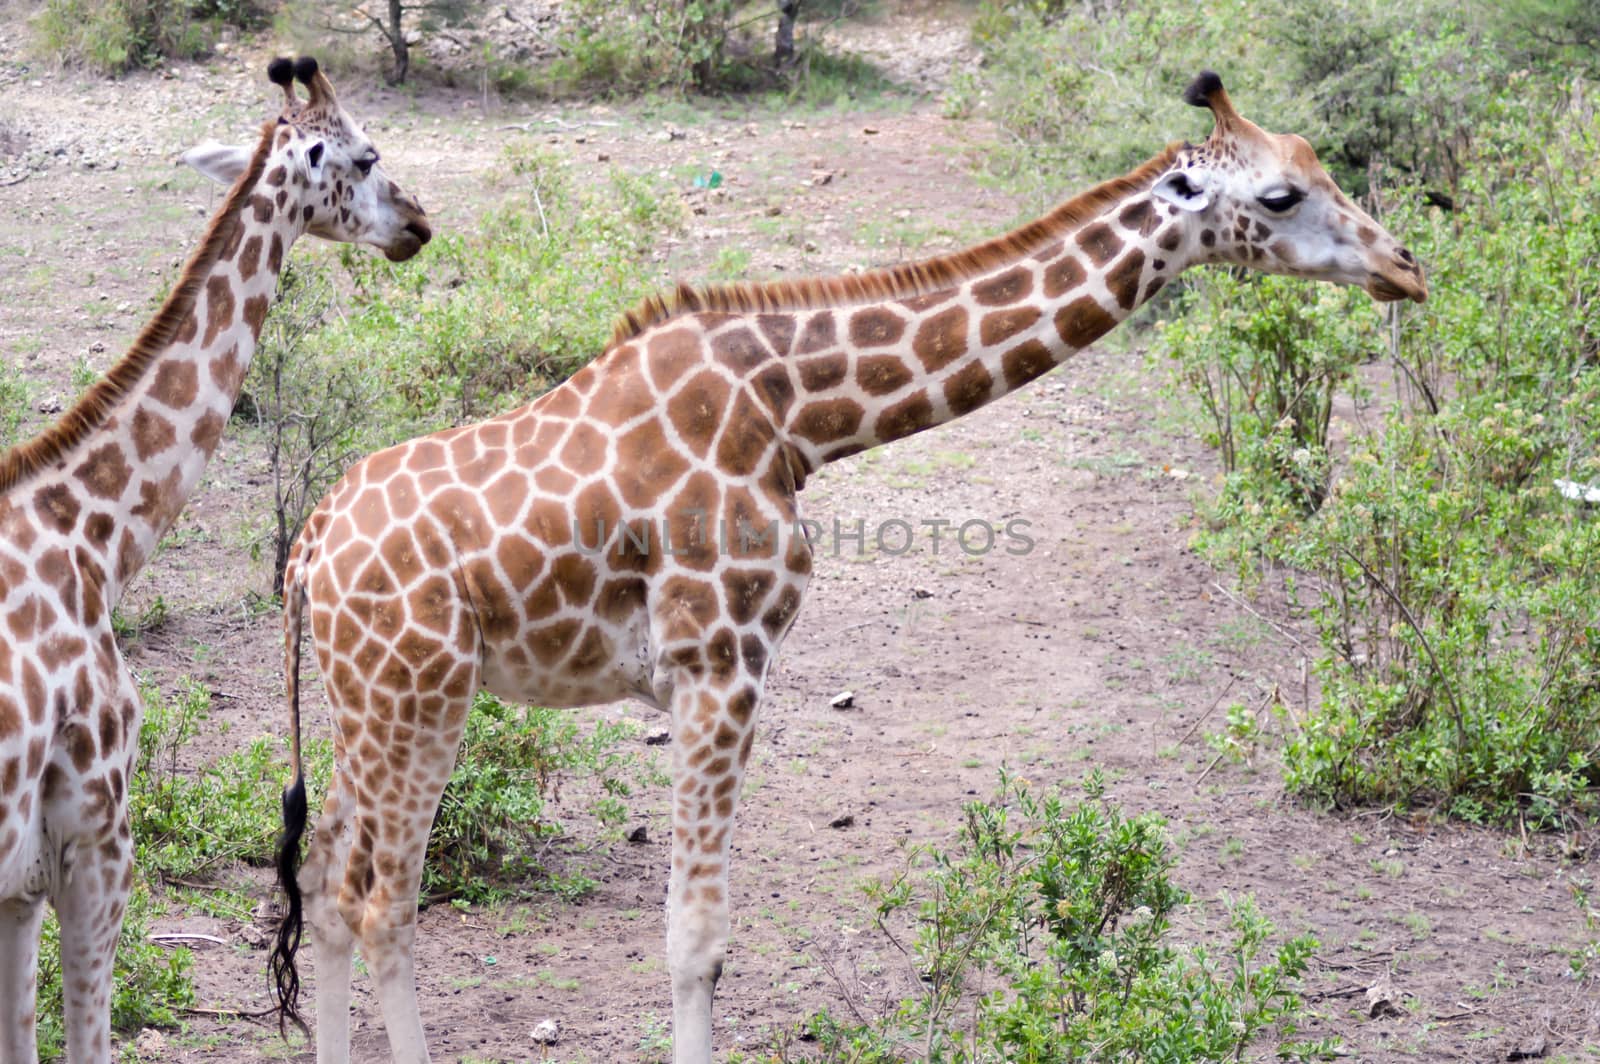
[181,56,431,262]
[1152,71,1426,303]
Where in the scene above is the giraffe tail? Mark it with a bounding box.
[271,568,311,1039]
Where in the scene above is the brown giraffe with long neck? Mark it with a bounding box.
[0,57,428,1064]
[270,71,1425,1064]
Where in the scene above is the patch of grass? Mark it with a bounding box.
[0,357,33,449]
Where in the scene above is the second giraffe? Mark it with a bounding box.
[269,71,1426,1064]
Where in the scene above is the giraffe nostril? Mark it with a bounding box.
[1397,247,1416,265]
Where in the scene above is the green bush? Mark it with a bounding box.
[1161,274,1383,529]
[32,0,262,74]
[424,692,657,904]
[321,144,684,428]
[131,680,306,879]
[785,772,1328,1062]
[964,0,1594,204]
[1166,86,1600,825]
[541,0,750,95]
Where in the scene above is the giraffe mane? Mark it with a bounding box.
[0,121,278,495]
[609,142,1187,348]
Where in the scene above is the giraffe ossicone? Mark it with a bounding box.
[268,70,1425,1064]
[0,56,427,1064]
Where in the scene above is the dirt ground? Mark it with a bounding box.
[1,3,1596,1061]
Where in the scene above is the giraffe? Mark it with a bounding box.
[0,56,428,1064]
[269,71,1425,1064]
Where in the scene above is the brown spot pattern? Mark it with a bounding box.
[1055,296,1118,350]
[971,266,1033,306]
[1105,250,1146,311]
[848,308,905,348]
[857,355,914,396]
[1042,255,1086,299]
[911,305,969,374]
[979,306,1040,347]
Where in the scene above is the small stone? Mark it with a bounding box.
[828,814,855,829]
[828,690,854,710]
[531,1018,560,1045]
[627,825,649,844]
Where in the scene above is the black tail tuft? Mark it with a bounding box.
[271,774,310,1040]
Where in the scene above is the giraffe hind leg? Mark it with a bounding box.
[301,764,358,1064]
[336,687,477,1064]
[0,894,47,1063]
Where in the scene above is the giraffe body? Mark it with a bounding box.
[0,58,428,1064]
[273,72,1425,1064]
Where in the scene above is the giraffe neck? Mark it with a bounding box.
[2,123,302,601]
[771,153,1190,470]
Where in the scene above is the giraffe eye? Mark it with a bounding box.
[355,155,376,177]
[1257,189,1304,213]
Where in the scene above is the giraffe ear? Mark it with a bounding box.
[1152,169,1212,212]
[181,141,252,186]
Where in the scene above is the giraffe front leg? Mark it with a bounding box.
[0,895,47,1063]
[663,675,762,1064]
[53,832,130,1064]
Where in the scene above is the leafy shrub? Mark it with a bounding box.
[1161,274,1382,527]
[539,0,896,100]
[130,679,304,878]
[424,692,657,904]
[542,0,749,95]
[242,262,398,596]
[320,144,684,428]
[790,772,1328,1061]
[1167,86,1600,825]
[964,0,1594,204]
[32,0,263,74]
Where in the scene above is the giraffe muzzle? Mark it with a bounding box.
[384,216,432,262]
[1367,248,1427,304]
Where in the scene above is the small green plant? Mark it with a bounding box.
[791,771,1329,1061]
[130,679,293,879]
[423,692,654,903]
[1570,879,1599,982]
